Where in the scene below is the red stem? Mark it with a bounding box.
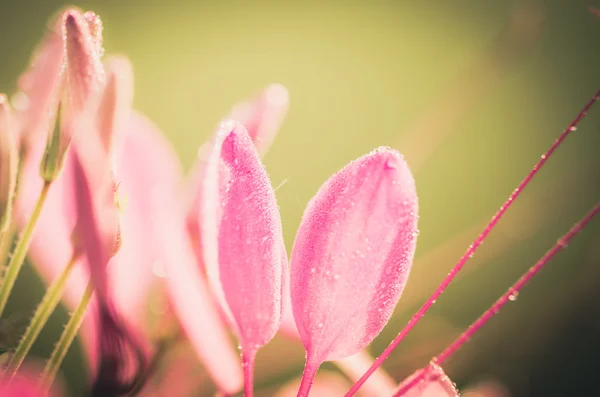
[345,89,600,397]
[393,201,600,397]
[242,349,256,397]
[296,359,320,397]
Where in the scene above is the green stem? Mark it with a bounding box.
[0,222,15,268]
[4,252,79,381]
[0,181,51,318]
[41,280,94,394]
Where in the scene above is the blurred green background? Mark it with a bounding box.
[1,0,599,396]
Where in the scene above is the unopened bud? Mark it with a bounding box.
[39,107,66,182]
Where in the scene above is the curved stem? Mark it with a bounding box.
[394,202,600,397]
[0,181,51,318]
[4,252,79,381]
[345,88,600,397]
[242,348,257,397]
[40,280,94,394]
[296,359,320,397]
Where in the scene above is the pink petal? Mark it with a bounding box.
[185,84,289,274]
[96,56,133,152]
[280,280,396,396]
[395,363,458,397]
[229,83,289,155]
[63,10,105,118]
[200,121,286,350]
[156,186,243,394]
[14,14,64,151]
[290,147,419,364]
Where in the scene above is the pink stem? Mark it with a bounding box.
[296,359,320,397]
[393,201,600,397]
[435,201,600,365]
[345,89,600,397]
[242,349,256,397]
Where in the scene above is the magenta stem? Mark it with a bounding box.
[393,201,600,397]
[435,201,600,365]
[345,89,600,397]
[296,359,320,397]
[242,349,256,397]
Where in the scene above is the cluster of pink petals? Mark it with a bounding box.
[1,7,462,397]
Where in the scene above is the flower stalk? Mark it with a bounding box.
[3,251,80,381]
[41,279,94,394]
[0,181,51,318]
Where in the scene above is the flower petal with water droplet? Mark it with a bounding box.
[200,120,286,350]
[290,147,419,365]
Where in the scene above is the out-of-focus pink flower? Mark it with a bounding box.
[0,365,63,397]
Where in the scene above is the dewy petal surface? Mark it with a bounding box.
[290,147,418,364]
[201,121,286,349]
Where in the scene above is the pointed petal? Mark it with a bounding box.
[15,14,65,150]
[63,9,105,116]
[96,56,134,152]
[229,83,289,155]
[395,363,458,397]
[200,121,286,349]
[184,84,288,278]
[290,147,419,364]
[156,189,243,394]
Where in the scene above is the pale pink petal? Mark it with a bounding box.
[395,363,458,397]
[185,84,289,278]
[280,281,396,396]
[156,188,243,394]
[96,56,133,152]
[229,83,289,155]
[62,10,105,125]
[290,147,419,366]
[200,120,286,351]
[14,14,64,150]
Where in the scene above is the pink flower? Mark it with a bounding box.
[183,124,419,395]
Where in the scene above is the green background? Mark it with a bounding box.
[0,0,599,395]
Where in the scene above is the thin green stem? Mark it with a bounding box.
[40,280,94,394]
[0,222,15,268]
[0,181,51,318]
[1,153,27,269]
[3,252,79,381]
